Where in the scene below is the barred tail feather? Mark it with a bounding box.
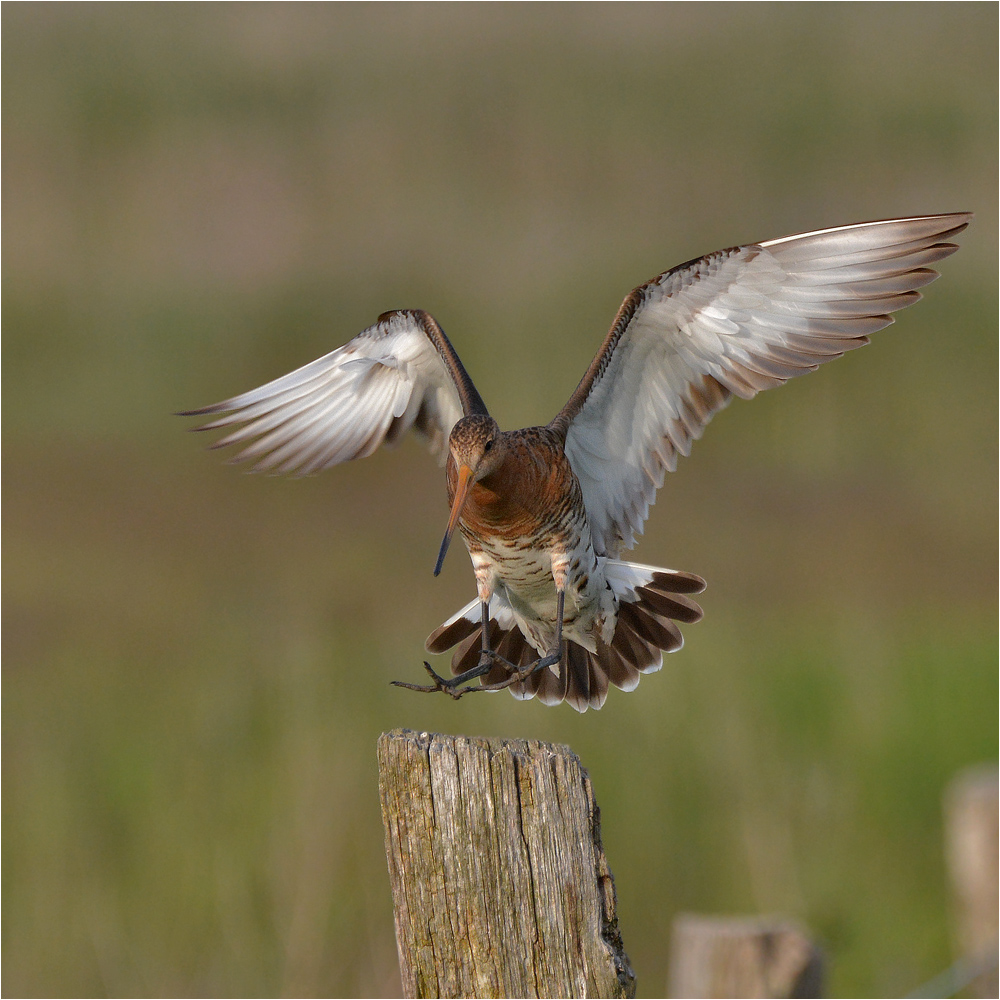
[424,561,705,713]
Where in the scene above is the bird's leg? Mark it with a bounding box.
[471,588,566,693]
[476,598,497,670]
[474,555,569,693]
[473,598,522,671]
[522,552,569,674]
[393,555,566,700]
[519,588,565,677]
[392,598,520,700]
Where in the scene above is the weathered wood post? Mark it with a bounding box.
[377,728,636,999]
[667,914,824,998]
[943,765,999,998]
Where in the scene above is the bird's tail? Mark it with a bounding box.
[424,560,705,712]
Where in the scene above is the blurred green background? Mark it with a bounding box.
[3,4,996,997]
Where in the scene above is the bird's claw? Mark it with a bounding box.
[528,651,561,676]
[477,647,521,672]
[459,650,563,693]
[392,648,562,699]
[390,662,490,700]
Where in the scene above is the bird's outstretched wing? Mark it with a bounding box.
[180,309,487,474]
[551,213,971,558]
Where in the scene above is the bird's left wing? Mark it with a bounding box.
[551,213,971,558]
[181,309,487,474]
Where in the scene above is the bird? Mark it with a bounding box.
[181,213,970,712]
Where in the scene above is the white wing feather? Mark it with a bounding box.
[184,310,468,473]
[560,214,971,557]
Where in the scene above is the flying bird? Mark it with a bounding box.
[182,213,970,712]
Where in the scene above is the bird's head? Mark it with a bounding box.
[434,414,503,576]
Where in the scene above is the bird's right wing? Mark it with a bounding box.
[180,309,487,474]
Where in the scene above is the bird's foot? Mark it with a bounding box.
[391,662,472,700]
[477,646,520,672]
[517,650,561,682]
[391,648,561,699]
[391,660,503,700]
[472,649,562,693]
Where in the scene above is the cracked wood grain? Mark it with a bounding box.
[377,729,635,999]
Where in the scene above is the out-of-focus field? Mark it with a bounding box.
[3,5,996,997]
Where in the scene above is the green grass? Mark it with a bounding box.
[3,5,997,997]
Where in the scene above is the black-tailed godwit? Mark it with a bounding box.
[182,213,970,711]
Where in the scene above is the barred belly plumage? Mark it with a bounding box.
[469,512,616,657]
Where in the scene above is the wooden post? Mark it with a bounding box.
[667,914,824,999]
[377,728,636,999]
[944,765,999,999]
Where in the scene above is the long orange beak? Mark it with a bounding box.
[434,463,474,576]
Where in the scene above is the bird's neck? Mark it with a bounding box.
[458,429,573,536]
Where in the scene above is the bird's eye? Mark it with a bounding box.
[484,439,494,452]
